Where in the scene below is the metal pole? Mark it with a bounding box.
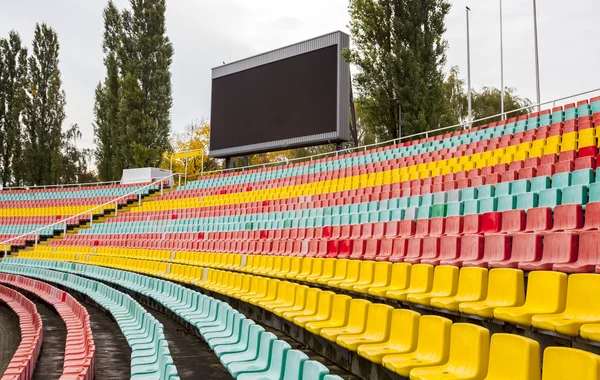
[398,104,402,139]
[466,6,472,128]
[499,0,505,119]
[115,201,118,216]
[201,151,204,176]
[533,0,541,111]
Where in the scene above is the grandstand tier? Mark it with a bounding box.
[2,98,600,379]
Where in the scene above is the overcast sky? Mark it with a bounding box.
[1,0,599,152]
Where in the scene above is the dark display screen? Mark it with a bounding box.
[210,45,339,155]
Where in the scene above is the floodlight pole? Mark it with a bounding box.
[499,0,505,119]
[466,6,472,128]
[533,0,541,111]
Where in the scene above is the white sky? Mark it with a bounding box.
[1,0,599,152]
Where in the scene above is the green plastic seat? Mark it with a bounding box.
[431,204,447,218]
[552,172,571,189]
[463,200,479,215]
[281,350,309,380]
[417,206,432,220]
[219,325,265,366]
[226,332,277,376]
[561,185,588,206]
[590,183,600,203]
[538,188,561,208]
[495,182,511,197]
[301,360,330,380]
[478,185,495,199]
[572,169,595,186]
[497,195,516,212]
[516,192,538,210]
[462,188,478,201]
[511,179,530,195]
[237,340,291,380]
[531,176,551,192]
[446,202,464,217]
[479,197,497,213]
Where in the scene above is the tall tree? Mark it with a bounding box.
[343,0,451,140]
[0,32,28,186]
[119,0,173,168]
[94,1,124,181]
[471,87,532,125]
[23,23,66,186]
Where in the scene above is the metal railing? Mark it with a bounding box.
[2,179,122,191]
[197,87,600,177]
[1,172,184,257]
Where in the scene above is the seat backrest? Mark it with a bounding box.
[407,264,434,291]
[542,347,600,380]
[364,303,393,339]
[524,207,552,232]
[414,316,452,359]
[524,270,567,311]
[542,232,578,264]
[345,299,371,331]
[301,360,330,380]
[387,309,420,350]
[430,265,459,294]
[389,263,411,289]
[282,350,309,380]
[460,235,485,261]
[486,334,540,380]
[445,324,490,375]
[356,261,375,284]
[564,274,600,314]
[454,267,488,300]
[486,268,525,305]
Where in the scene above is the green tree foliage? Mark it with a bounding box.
[95,0,174,181]
[343,0,451,140]
[22,23,67,186]
[60,124,96,184]
[0,32,28,186]
[471,86,532,126]
[94,1,124,181]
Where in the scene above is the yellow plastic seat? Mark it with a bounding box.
[357,309,420,364]
[273,284,310,317]
[407,265,459,306]
[294,291,335,328]
[330,260,360,288]
[368,263,411,298]
[284,257,304,279]
[247,279,280,306]
[381,315,452,377]
[354,262,391,294]
[494,271,567,326]
[318,259,348,285]
[541,347,600,380]
[336,303,393,351]
[320,299,371,342]
[409,323,490,380]
[531,274,600,336]
[386,264,433,302]
[269,256,291,277]
[282,288,321,321]
[305,294,352,335]
[482,334,540,380]
[240,276,270,302]
[431,267,488,312]
[459,268,524,319]
[305,258,336,283]
[290,258,314,280]
[259,281,294,310]
[296,258,323,281]
[340,261,374,291]
[258,256,281,275]
[222,274,247,297]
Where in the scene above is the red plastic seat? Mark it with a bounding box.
[553,230,600,273]
[403,237,424,263]
[550,204,583,232]
[384,221,399,238]
[415,219,430,236]
[489,233,543,268]
[558,150,577,163]
[555,160,574,174]
[388,238,408,262]
[536,164,555,178]
[429,218,446,235]
[398,220,415,237]
[518,232,578,271]
[524,157,540,168]
[372,222,386,239]
[444,216,464,235]
[574,156,595,170]
[337,239,353,259]
[500,209,526,234]
[579,145,598,158]
[375,238,395,261]
[463,234,511,268]
[523,207,553,233]
[481,212,502,234]
[518,167,536,180]
[439,235,484,267]
[541,154,558,166]
[582,202,600,231]
[349,239,366,260]
[421,235,460,265]
[363,239,382,261]
[463,214,482,235]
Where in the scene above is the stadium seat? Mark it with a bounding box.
[406,265,459,306]
[320,299,370,342]
[386,264,433,301]
[368,263,411,298]
[531,274,600,336]
[483,334,540,380]
[381,316,452,377]
[356,309,420,364]
[409,324,489,380]
[336,303,393,351]
[459,268,525,318]
[430,267,488,312]
[493,271,567,326]
[541,347,600,380]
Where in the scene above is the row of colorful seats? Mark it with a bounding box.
[0,282,43,380]
[0,263,180,380]
[2,259,346,380]
[0,273,96,380]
